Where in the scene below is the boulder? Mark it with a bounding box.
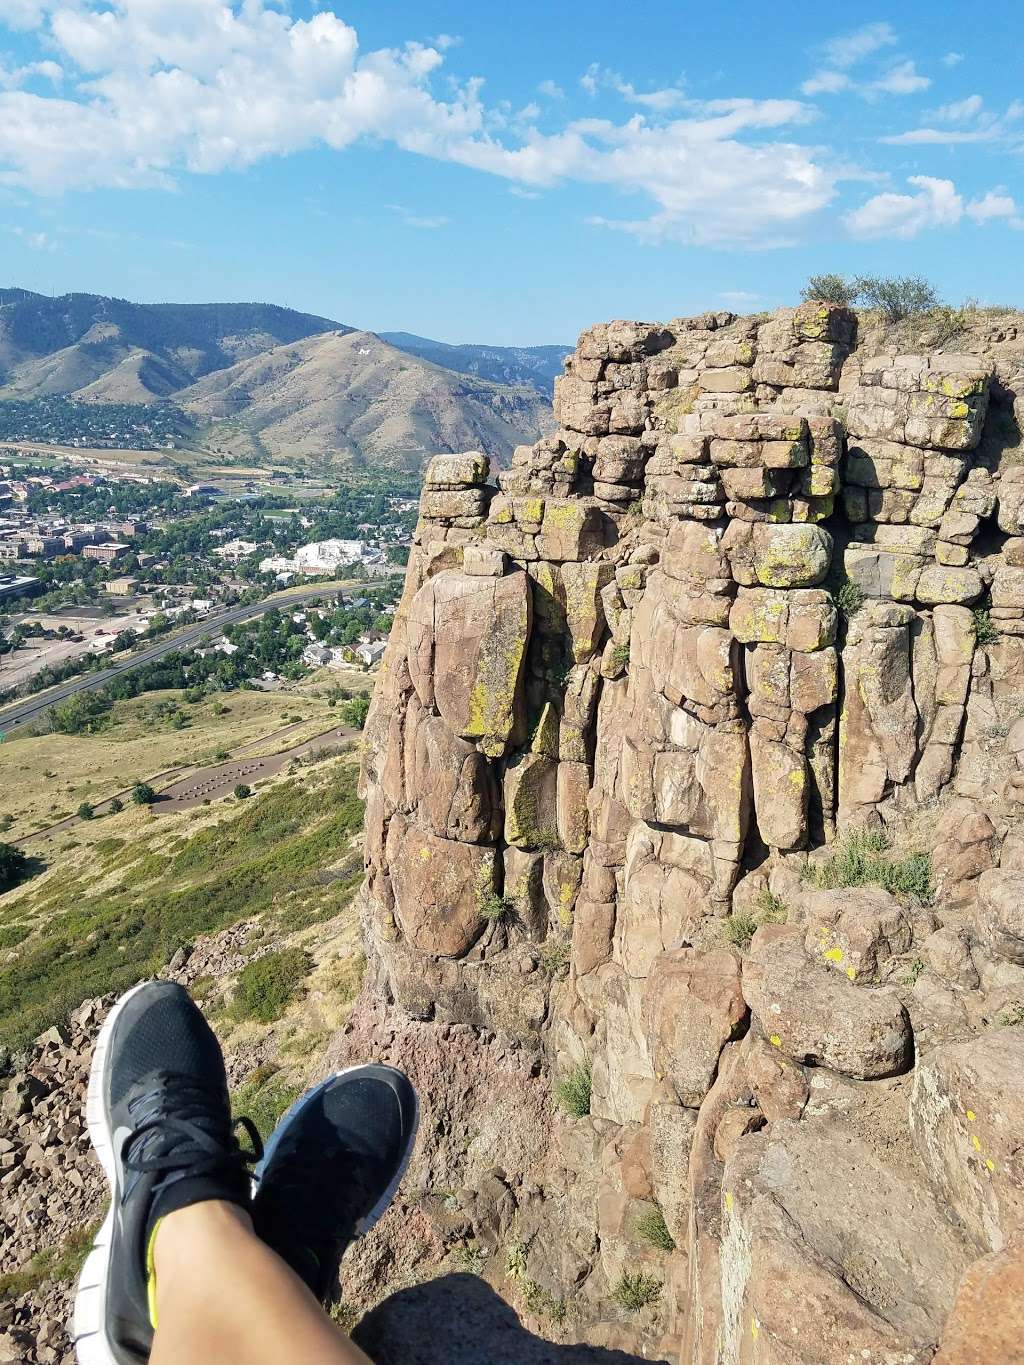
[743,930,912,1078]
[801,887,912,984]
[386,815,496,957]
[975,869,1024,964]
[752,523,832,588]
[406,568,531,757]
[642,947,747,1107]
[910,1031,1024,1252]
[933,1235,1024,1364]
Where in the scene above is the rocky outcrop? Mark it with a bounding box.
[349,302,1024,1364]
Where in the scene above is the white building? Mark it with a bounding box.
[293,539,366,573]
[355,640,387,668]
[213,539,258,562]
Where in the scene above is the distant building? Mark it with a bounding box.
[83,542,129,564]
[108,576,140,596]
[294,539,365,572]
[0,539,27,561]
[355,640,387,668]
[213,539,258,562]
[64,530,98,552]
[0,574,39,603]
[24,535,63,559]
[185,483,223,498]
[120,520,148,538]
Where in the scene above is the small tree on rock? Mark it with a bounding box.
[800,273,858,307]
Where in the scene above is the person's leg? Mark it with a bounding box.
[149,1201,370,1365]
[75,981,417,1365]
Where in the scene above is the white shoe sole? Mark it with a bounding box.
[73,981,152,1365]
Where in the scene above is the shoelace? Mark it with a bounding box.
[122,1073,263,1187]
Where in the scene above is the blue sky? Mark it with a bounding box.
[0,1,1022,344]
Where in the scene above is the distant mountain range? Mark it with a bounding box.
[0,289,564,472]
[379,333,570,395]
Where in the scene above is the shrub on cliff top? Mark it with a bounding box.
[801,273,857,308]
[800,272,941,322]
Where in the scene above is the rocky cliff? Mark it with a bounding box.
[346,303,1024,1364]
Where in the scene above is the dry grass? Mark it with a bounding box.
[1,686,335,838]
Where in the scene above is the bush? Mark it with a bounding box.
[131,783,156,806]
[0,815,13,834]
[972,608,1000,646]
[755,888,789,923]
[832,577,864,619]
[611,643,630,667]
[807,829,933,902]
[233,783,252,800]
[340,695,370,729]
[77,802,94,821]
[724,912,757,949]
[612,1272,662,1313]
[51,692,113,736]
[801,273,857,307]
[107,797,124,815]
[233,948,311,1023]
[634,1206,675,1252]
[0,842,29,892]
[555,1059,592,1118]
[478,891,515,923]
[855,274,940,322]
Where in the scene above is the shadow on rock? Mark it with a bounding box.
[353,1274,667,1365]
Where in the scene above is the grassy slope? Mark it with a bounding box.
[1,686,339,838]
[0,753,365,1051]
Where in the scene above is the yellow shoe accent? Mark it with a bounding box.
[146,1220,161,1330]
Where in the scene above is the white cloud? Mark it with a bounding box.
[933,94,984,122]
[537,79,564,100]
[882,98,1021,146]
[965,190,1018,224]
[802,28,927,99]
[822,22,896,68]
[801,70,851,96]
[0,4,841,246]
[387,203,449,229]
[721,289,761,304]
[869,60,930,95]
[10,224,54,248]
[881,127,998,145]
[941,51,964,67]
[0,56,60,88]
[846,175,1017,239]
[0,0,50,30]
[578,62,686,111]
[846,175,963,238]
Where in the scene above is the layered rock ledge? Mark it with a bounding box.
[348,305,1024,1363]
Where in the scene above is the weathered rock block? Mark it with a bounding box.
[642,947,747,1107]
[407,568,531,757]
[386,814,496,957]
[743,930,912,1077]
[911,1031,1024,1252]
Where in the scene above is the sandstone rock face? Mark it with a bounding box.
[351,304,1024,1362]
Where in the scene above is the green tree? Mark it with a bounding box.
[800,273,857,307]
[77,802,95,821]
[132,782,156,806]
[0,842,29,892]
[855,274,940,322]
[341,695,370,729]
[233,783,252,800]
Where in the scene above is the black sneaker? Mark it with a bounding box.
[251,1065,418,1303]
[73,981,260,1365]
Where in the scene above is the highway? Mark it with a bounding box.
[0,583,355,735]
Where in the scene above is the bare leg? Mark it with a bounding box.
[149,1201,371,1365]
